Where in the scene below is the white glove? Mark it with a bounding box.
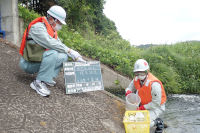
[77,57,86,63]
[67,49,85,62]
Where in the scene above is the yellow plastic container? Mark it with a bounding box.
[123,110,150,133]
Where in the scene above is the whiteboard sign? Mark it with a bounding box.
[63,61,104,94]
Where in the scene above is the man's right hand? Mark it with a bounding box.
[137,105,146,110]
[125,90,132,96]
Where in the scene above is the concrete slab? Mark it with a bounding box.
[0,39,126,133]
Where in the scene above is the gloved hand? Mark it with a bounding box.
[125,90,132,96]
[67,49,82,61]
[77,57,86,63]
[137,105,146,110]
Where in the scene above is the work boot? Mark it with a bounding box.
[30,80,50,97]
[154,118,164,133]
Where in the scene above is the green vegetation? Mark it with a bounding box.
[18,5,40,28]
[18,3,200,95]
[142,42,200,94]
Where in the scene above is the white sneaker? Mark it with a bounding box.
[30,80,51,96]
[44,80,56,87]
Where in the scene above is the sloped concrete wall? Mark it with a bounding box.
[84,57,132,89]
[101,63,132,89]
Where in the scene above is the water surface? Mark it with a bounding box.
[163,94,200,133]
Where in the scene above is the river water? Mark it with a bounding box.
[163,94,200,133]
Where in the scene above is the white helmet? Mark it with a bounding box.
[47,5,66,25]
[133,59,149,72]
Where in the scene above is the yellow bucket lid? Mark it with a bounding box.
[123,110,150,124]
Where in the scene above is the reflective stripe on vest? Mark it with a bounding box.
[19,17,57,56]
[134,72,167,105]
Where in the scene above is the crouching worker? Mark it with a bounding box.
[19,5,85,97]
[125,59,167,133]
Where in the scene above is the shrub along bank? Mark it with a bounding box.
[18,5,200,95]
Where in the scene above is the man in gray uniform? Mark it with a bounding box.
[19,5,85,97]
[125,59,166,133]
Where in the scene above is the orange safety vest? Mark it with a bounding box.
[19,17,57,56]
[134,72,167,105]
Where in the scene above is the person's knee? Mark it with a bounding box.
[43,50,58,62]
[59,53,68,62]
